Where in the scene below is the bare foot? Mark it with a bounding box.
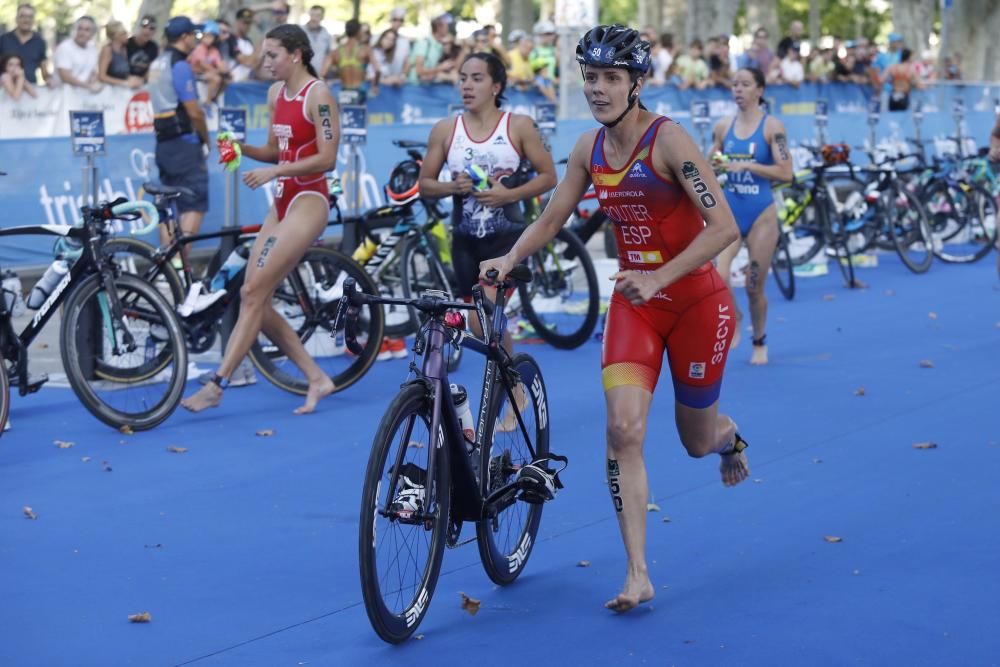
[293,375,335,415]
[750,344,768,365]
[496,385,529,432]
[181,382,223,412]
[605,568,655,613]
[730,325,741,350]
[848,278,868,289]
[720,449,750,487]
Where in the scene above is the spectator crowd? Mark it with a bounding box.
[0,1,967,111]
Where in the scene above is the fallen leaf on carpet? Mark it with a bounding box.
[918,359,934,368]
[812,458,823,464]
[54,440,75,449]
[101,461,113,472]
[646,503,661,512]
[822,294,835,301]
[823,535,843,543]
[166,446,188,454]
[460,592,481,616]
[414,634,425,640]
[661,517,671,523]
[854,387,866,396]
[753,478,763,483]
[256,429,274,437]
[912,442,938,450]
[23,506,37,520]
[144,544,162,549]
[884,289,895,296]
[119,425,133,435]
[928,312,937,319]
[127,611,152,623]
[80,456,91,463]
[577,560,591,567]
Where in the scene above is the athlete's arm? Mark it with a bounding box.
[472,115,557,208]
[418,118,474,198]
[480,131,595,279]
[240,83,281,164]
[709,117,727,158]
[173,60,208,145]
[989,113,1000,162]
[273,84,339,177]
[618,122,738,301]
[723,116,793,183]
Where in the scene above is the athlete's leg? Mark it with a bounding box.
[600,298,664,612]
[744,204,779,366]
[675,401,748,487]
[714,237,743,348]
[604,385,656,612]
[182,196,332,412]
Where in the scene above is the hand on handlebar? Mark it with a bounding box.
[479,255,517,286]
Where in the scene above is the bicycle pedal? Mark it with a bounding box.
[23,372,49,394]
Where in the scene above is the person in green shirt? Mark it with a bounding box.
[530,20,557,83]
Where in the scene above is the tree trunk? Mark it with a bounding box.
[945,0,1000,81]
[638,0,664,33]
[217,0,243,24]
[745,0,778,45]
[808,0,820,46]
[661,0,688,44]
[134,0,174,32]
[685,0,741,44]
[501,0,536,42]
[891,0,935,55]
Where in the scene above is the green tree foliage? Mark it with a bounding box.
[599,0,639,26]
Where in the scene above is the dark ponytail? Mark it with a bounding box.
[739,66,767,105]
[266,24,319,79]
[463,52,507,108]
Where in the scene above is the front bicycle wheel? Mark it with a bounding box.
[516,228,599,350]
[822,199,856,288]
[770,227,795,300]
[889,187,934,273]
[248,247,384,395]
[359,383,450,644]
[103,237,185,307]
[60,273,187,430]
[477,353,550,585]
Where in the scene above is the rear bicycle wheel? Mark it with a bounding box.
[822,199,856,287]
[517,228,599,349]
[0,357,9,437]
[889,187,934,273]
[248,247,384,395]
[60,273,187,430]
[359,383,450,644]
[928,181,997,263]
[477,353,550,585]
[770,227,795,300]
[400,237,461,370]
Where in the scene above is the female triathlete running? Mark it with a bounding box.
[710,67,793,365]
[418,52,556,425]
[480,25,750,613]
[181,25,339,415]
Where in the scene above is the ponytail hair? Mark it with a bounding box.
[462,52,507,108]
[266,24,319,79]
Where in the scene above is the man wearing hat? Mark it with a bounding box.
[874,32,904,90]
[530,19,557,82]
[147,16,209,251]
[230,8,257,81]
[387,8,410,76]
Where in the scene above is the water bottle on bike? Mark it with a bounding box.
[26,259,69,310]
[177,244,248,317]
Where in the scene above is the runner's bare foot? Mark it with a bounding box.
[720,448,750,487]
[605,567,655,613]
[730,325,741,350]
[181,382,223,412]
[750,344,768,365]
[293,375,335,415]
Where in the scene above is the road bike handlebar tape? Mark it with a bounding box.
[111,200,160,235]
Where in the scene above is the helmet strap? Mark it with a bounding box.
[602,80,640,129]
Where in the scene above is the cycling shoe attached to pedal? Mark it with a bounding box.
[514,453,568,505]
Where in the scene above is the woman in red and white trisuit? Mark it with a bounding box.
[182,25,339,415]
[481,24,750,613]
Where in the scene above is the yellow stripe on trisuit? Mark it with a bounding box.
[592,146,651,187]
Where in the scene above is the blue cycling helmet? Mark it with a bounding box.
[576,25,650,127]
[575,24,650,76]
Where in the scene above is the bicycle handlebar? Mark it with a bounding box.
[111,200,160,235]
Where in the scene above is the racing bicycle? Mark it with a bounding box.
[336,265,567,643]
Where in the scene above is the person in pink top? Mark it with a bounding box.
[189,21,230,103]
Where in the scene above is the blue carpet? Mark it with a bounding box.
[1,253,998,666]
